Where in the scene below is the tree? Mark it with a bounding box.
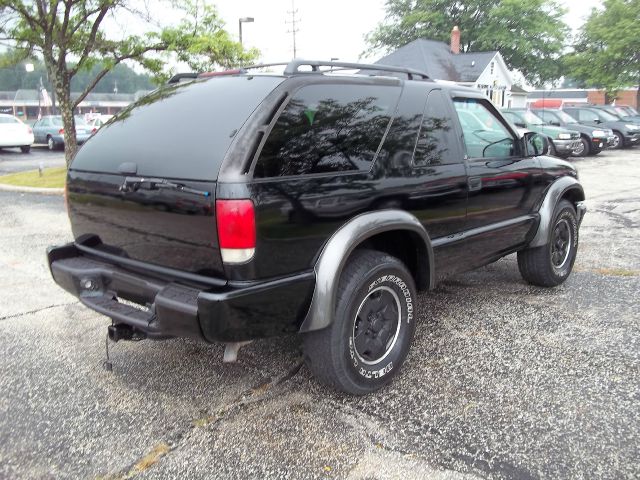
[365,0,569,86]
[0,0,258,164]
[565,0,640,106]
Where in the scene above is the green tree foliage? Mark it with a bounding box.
[366,0,569,86]
[0,0,258,164]
[0,56,153,93]
[565,0,640,104]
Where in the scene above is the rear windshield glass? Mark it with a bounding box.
[71,76,283,180]
[0,116,20,124]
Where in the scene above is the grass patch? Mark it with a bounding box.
[0,167,66,188]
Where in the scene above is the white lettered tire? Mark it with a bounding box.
[303,249,417,395]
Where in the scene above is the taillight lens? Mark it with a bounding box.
[216,199,256,264]
[27,127,33,134]
[58,128,64,134]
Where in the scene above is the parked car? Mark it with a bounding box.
[588,104,640,124]
[615,105,639,117]
[531,108,614,156]
[32,115,93,150]
[85,114,114,131]
[501,108,581,158]
[562,106,640,149]
[0,114,34,153]
[47,60,586,395]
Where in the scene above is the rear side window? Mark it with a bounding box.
[71,76,284,181]
[254,84,400,178]
[413,90,459,166]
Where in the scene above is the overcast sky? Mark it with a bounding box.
[210,0,604,64]
[101,0,604,72]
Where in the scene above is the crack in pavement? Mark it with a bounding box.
[101,358,304,479]
[0,301,78,321]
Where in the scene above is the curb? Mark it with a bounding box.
[0,183,64,195]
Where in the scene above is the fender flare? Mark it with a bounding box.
[298,210,434,333]
[528,176,585,248]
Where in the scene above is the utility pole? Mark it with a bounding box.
[286,0,300,59]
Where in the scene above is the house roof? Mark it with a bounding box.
[510,85,528,95]
[374,39,497,82]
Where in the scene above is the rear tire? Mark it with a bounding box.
[518,200,578,287]
[20,145,31,153]
[303,249,417,395]
[47,136,56,151]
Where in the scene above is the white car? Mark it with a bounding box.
[0,114,34,153]
[86,114,114,131]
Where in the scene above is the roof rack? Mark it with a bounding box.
[184,60,432,83]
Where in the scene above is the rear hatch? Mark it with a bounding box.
[67,75,284,278]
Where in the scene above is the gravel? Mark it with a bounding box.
[0,149,638,479]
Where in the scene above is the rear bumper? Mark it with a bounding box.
[47,242,315,342]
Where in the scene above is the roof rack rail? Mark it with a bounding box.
[288,60,430,81]
[167,73,199,84]
[243,60,431,81]
[187,60,432,82]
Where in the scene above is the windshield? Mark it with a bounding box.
[520,110,545,125]
[556,110,579,124]
[595,109,619,121]
[71,76,284,181]
[0,116,20,124]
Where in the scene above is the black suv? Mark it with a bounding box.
[48,61,586,395]
[563,106,640,149]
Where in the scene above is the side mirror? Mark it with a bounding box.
[524,132,549,156]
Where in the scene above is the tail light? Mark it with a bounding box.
[216,199,256,264]
[91,127,97,134]
[58,128,64,134]
[27,127,33,134]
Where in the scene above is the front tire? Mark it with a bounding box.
[571,137,590,157]
[611,131,624,150]
[518,200,578,287]
[303,249,417,395]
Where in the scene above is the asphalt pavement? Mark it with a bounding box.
[0,149,638,479]
[0,147,65,175]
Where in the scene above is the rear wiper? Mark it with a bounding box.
[119,176,211,197]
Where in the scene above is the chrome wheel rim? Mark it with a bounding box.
[551,219,572,269]
[612,134,621,148]
[352,286,402,365]
[47,137,54,150]
[573,141,585,156]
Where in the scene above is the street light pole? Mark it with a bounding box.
[238,17,254,46]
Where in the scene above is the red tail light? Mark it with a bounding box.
[27,127,33,134]
[216,199,256,263]
[58,128,64,134]
[91,127,97,134]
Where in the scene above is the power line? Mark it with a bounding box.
[285,0,300,59]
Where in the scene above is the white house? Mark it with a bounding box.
[374,27,526,108]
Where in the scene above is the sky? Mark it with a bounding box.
[210,0,604,64]
[103,0,604,69]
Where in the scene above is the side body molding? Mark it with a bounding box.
[299,210,434,333]
[529,176,585,248]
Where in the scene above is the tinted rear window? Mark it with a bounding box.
[71,76,283,180]
[254,84,400,178]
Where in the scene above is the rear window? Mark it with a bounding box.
[253,84,400,178]
[71,76,284,180]
[0,116,20,124]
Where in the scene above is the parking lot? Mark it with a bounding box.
[0,149,638,479]
[0,147,65,175]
